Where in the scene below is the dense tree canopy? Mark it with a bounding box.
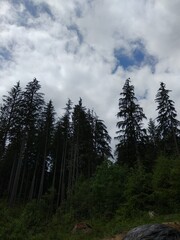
[0,78,179,224]
[0,79,112,207]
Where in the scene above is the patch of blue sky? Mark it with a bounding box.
[12,0,54,25]
[67,25,84,45]
[137,89,149,101]
[87,0,95,7]
[0,47,12,62]
[112,41,158,74]
[75,4,83,18]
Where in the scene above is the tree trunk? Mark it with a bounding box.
[38,135,48,200]
[9,134,27,206]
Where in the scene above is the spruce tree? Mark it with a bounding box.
[71,98,93,179]
[155,82,180,155]
[115,78,146,167]
[0,82,23,198]
[0,82,22,155]
[56,99,72,206]
[145,118,158,169]
[37,100,55,200]
[94,116,112,163]
[147,118,157,145]
[9,78,45,204]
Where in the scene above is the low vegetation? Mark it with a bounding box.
[0,155,180,239]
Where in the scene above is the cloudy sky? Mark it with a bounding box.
[0,0,180,151]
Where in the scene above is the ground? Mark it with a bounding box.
[102,222,180,240]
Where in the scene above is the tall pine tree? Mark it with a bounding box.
[115,78,146,167]
[0,82,23,197]
[37,100,55,200]
[9,78,45,205]
[155,82,180,155]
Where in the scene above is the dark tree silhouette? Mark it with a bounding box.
[0,82,23,197]
[155,82,180,155]
[9,78,45,205]
[115,78,146,167]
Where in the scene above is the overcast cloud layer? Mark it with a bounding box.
[0,0,180,152]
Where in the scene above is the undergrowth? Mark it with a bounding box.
[0,200,179,240]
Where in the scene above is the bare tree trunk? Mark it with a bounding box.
[72,144,77,187]
[18,163,26,200]
[172,129,180,156]
[51,153,57,195]
[38,135,48,200]
[56,140,67,208]
[76,145,79,181]
[8,156,17,196]
[67,145,73,193]
[60,140,68,203]
[50,152,57,211]
[9,134,27,206]
[29,157,39,200]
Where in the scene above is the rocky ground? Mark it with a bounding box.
[103,233,126,240]
[103,222,180,240]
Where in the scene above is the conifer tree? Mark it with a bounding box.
[147,118,157,145]
[71,98,89,179]
[0,82,22,155]
[145,118,158,169]
[9,78,44,204]
[94,116,112,164]
[155,82,180,155]
[0,82,23,198]
[37,100,55,200]
[115,78,146,167]
[56,99,72,206]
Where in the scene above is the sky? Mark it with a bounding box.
[0,0,180,153]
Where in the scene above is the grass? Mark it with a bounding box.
[0,201,179,240]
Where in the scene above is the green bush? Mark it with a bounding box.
[152,155,180,213]
[117,163,153,218]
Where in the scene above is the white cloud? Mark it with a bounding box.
[0,0,180,154]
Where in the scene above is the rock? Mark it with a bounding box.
[103,233,126,240]
[72,222,92,234]
[163,222,180,231]
[122,224,180,240]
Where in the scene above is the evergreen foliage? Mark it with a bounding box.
[122,163,153,217]
[115,78,147,167]
[0,79,112,208]
[152,155,180,213]
[155,82,180,155]
[0,78,180,240]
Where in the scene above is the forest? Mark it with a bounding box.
[0,78,179,239]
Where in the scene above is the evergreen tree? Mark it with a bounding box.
[147,118,157,145]
[155,82,180,155]
[9,78,45,205]
[145,118,158,170]
[36,100,55,200]
[115,78,146,167]
[0,82,23,197]
[94,116,112,163]
[51,120,64,207]
[0,82,22,156]
[71,98,93,179]
[56,99,72,206]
